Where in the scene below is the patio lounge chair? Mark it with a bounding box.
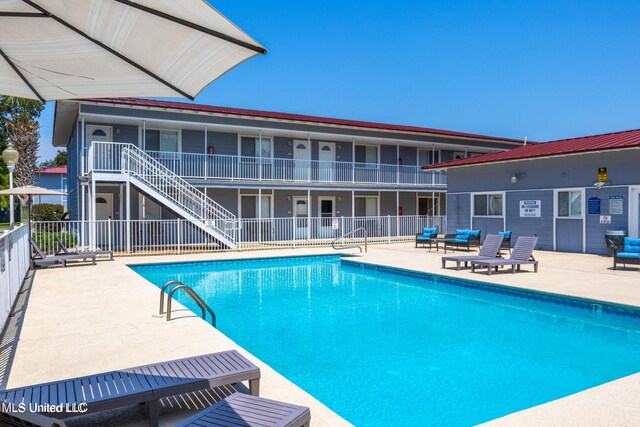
[415,226,438,249]
[613,237,640,270]
[470,236,539,275]
[29,237,96,268]
[443,229,481,253]
[0,350,261,427]
[54,235,114,260]
[441,234,504,270]
[175,392,310,427]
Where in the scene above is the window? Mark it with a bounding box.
[240,195,271,218]
[558,190,582,218]
[240,136,272,159]
[474,193,503,216]
[418,149,440,167]
[354,196,378,217]
[145,129,179,152]
[354,145,378,166]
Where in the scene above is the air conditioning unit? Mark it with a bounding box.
[452,151,466,160]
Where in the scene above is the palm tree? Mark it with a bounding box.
[0,96,44,213]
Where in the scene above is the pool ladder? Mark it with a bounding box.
[159,280,216,327]
[331,227,368,253]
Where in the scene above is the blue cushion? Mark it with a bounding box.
[499,231,511,239]
[416,236,431,241]
[454,238,469,243]
[623,237,640,254]
[468,230,481,238]
[422,227,437,237]
[617,252,640,259]
[456,229,469,236]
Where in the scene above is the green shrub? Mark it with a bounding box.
[32,231,78,253]
[31,204,65,221]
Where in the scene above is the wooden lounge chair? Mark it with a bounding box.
[415,226,438,249]
[471,236,539,275]
[0,350,260,427]
[54,235,114,260]
[176,392,310,427]
[29,237,96,268]
[441,234,504,270]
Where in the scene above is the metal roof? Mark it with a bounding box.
[425,128,640,170]
[80,97,526,144]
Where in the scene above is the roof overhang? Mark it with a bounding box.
[52,100,80,147]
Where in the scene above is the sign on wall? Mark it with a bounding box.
[609,195,623,215]
[587,197,601,215]
[600,215,611,224]
[519,200,541,217]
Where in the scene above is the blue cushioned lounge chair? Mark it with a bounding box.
[613,237,640,270]
[415,226,438,249]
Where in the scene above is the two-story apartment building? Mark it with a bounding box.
[52,98,524,250]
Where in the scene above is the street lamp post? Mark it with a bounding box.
[2,143,19,229]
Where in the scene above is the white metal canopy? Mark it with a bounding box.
[0,0,266,101]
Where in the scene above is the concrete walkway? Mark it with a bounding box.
[2,243,640,426]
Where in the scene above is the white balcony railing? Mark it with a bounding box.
[32,215,446,255]
[84,142,446,186]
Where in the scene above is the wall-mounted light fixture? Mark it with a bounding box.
[337,196,342,202]
[286,195,292,201]
[511,173,527,184]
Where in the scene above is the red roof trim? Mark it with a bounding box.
[424,128,640,170]
[36,166,67,174]
[81,97,525,144]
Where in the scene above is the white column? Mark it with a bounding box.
[91,179,97,250]
[81,116,86,175]
[142,121,146,150]
[126,179,131,253]
[396,191,400,237]
[258,188,262,243]
[351,190,355,218]
[351,138,355,183]
[204,125,208,179]
[307,189,311,240]
[396,142,400,184]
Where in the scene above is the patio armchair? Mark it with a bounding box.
[443,229,481,253]
[613,237,640,270]
[415,226,438,249]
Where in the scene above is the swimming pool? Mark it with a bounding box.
[131,255,640,426]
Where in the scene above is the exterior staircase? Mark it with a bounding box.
[118,144,237,249]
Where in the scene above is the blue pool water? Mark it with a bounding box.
[131,255,640,426]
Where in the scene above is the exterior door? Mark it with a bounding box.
[85,125,113,172]
[317,196,335,238]
[293,197,309,239]
[293,140,310,181]
[318,142,335,182]
[95,193,114,220]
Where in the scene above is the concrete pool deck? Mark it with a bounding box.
[2,242,640,425]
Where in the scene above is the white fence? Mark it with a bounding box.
[0,224,31,332]
[32,215,446,255]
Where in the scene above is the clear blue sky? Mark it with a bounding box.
[37,0,640,161]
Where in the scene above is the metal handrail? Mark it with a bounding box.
[331,227,368,253]
[160,280,216,327]
[118,143,236,242]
